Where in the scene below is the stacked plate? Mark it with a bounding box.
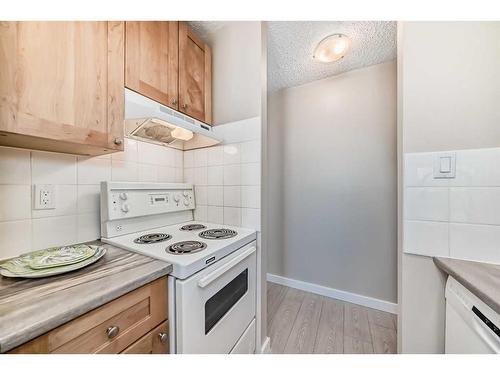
[0,244,106,278]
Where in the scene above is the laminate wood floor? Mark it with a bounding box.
[267,282,397,354]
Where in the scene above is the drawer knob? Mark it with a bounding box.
[113,138,123,145]
[106,325,120,339]
[158,332,168,344]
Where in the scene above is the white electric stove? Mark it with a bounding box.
[100,181,257,354]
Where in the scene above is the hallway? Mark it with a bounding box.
[267,282,397,354]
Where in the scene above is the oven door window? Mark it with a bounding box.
[205,269,248,334]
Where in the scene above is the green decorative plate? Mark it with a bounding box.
[0,246,106,278]
[29,245,97,269]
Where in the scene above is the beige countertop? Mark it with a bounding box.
[434,256,500,316]
[0,241,172,353]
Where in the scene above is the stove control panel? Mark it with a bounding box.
[102,183,195,221]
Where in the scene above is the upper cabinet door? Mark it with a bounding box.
[0,21,124,155]
[125,21,179,109]
[179,22,212,124]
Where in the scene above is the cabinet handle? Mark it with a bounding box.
[171,98,178,105]
[181,103,187,110]
[158,332,168,344]
[113,138,123,145]
[106,326,120,339]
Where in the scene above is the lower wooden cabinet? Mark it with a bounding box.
[9,277,168,354]
[121,321,169,354]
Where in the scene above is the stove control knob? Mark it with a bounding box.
[174,194,181,202]
[121,203,130,213]
[183,190,189,197]
[119,192,128,200]
[183,198,189,206]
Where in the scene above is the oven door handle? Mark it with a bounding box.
[197,246,256,288]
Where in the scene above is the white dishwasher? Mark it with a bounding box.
[445,276,500,353]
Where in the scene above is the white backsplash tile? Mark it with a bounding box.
[207,186,223,206]
[32,185,77,219]
[223,186,241,207]
[223,165,241,186]
[0,220,32,260]
[207,206,224,224]
[404,152,450,187]
[194,167,208,186]
[32,215,78,251]
[77,185,100,214]
[241,163,260,186]
[77,212,101,243]
[241,186,260,209]
[184,120,262,233]
[184,168,195,184]
[0,185,31,222]
[241,140,261,164]
[137,141,162,165]
[194,205,208,221]
[242,208,261,231]
[195,186,208,206]
[184,150,194,168]
[223,144,241,165]
[207,166,224,186]
[403,220,449,257]
[0,147,31,184]
[158,166,175,182]
[450,223,500,264]
[111,160,139,182]
[453,148,500,187]
[32,151,77,185]
[404,187,449,222]
[0,139,184,258]
[174,149,184,168]
[450,187,500,225]
[194,149,208,167]
[138,164,158,182]
[111,138,138,162]
[224,207,241,226]
[77,157,111,185]
[207,146,224,166]
[174,168,183,183]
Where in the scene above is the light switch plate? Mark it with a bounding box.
[34,184,56,209]
[433,152,456,179]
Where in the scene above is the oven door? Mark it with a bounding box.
[175,241,256,353]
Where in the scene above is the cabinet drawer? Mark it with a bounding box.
[10,277,167,354]
[121,321,169,354]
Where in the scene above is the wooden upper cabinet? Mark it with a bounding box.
[125,21,179,110]
[0,21,125,156]
[179,22,212,124]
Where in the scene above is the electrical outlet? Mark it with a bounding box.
[34,184,56,210]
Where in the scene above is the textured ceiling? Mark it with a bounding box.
[188,21,397,92]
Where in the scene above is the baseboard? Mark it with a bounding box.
[267,273,398,314]
[259,336,271,354]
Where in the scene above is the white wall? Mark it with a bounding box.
[267,61,397,303]
[209,22,262,125]
[0,140,183,260]
[400,21,500,353]
[403,22,500,153]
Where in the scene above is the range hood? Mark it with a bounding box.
[124,88,221,150]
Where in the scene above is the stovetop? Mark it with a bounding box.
[101,221,257,279]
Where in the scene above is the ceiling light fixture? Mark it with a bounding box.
[313,33,351,63]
